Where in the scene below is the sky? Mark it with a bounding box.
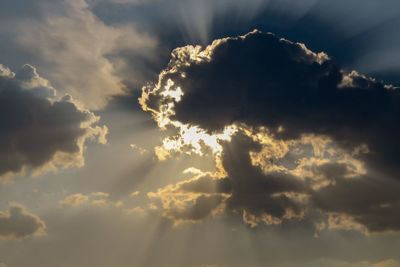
[1,1,400,267]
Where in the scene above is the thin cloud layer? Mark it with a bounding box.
[0,64,107,179]
[61,192,124,208]
[0,0,158,109]
[0,204,46,240]
[141,31,400,233]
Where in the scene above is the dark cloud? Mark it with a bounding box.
[174,194,226,222]
[153,135,305,224]
[221,134,306,224]
[151,134,307,226]
[144,31,400,176]
[158,133,400,232]
[311,173,400,233]
[0,64,107,178]
[164,32,398,148]
[180,175,231,194]
[143,31,400,232]
[0,204,46,240]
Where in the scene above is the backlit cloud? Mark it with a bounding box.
[141,31,400,233]
[0,203,46,240]
[0,64,107,179]
[61,192,122,208]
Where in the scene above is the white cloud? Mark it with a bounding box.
[0,0,158,109]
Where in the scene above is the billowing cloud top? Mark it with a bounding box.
[0,64,107,179]
[141,30,400,233]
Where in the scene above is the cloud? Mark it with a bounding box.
[60,192,114,207]
[0,0,158,109]
[0,64,107,179]
[149,189,227,226]
[61,194,90,207]
[148,133,306,226]
[147,172,229,225]
[311,173,400,233]
[141,31,400,233]
[0,203,46,240]
[61,192,124,208]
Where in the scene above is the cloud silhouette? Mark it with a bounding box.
[0,204,46,240]
[142,31,400,233]
[0,64,107,178]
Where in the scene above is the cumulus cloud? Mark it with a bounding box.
[0,64,107,179]
[148,180,228,225]
[148,133,307,226]
[0,204,46,240]
[141,31,400,233]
